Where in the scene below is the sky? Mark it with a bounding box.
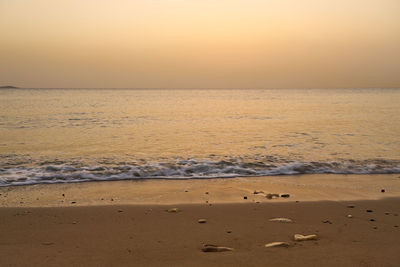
[1,0,400,88]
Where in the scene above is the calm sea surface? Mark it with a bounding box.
[0,88,399,186]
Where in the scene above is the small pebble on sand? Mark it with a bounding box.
[198,219,207,223]
[347,215,353,218]
[167,208,180,213]
[202,244,233,252]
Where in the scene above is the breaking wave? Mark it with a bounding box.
[1,158,400,186]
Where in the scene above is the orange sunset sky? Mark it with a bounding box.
[1,0,399,88]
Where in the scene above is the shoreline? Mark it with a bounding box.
[1,174,399,207]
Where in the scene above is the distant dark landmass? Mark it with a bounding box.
[0,85,19,89]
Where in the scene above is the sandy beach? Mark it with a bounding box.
[1,174,400,266]
[2,0,400,265]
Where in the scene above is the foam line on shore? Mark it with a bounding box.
[1,158,400,186]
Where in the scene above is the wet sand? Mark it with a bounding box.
[1,174,400,266]
[1,174,400,207]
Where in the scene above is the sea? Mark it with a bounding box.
[0,88,399,186]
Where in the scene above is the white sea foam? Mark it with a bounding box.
[1,159,399,186]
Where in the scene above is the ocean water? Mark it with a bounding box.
[0,88,399,186]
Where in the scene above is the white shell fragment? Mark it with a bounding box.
[266,193,280,199]
[264,242,290,248]
[269,218,293,223]
[294,234,318,241]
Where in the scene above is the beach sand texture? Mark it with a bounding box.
[1,174,400,266]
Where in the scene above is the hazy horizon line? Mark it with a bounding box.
[2,87,400,90]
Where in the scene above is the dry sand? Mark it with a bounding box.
[1,174,400,266]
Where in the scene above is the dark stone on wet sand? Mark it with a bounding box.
[202,244,233,252]
[381,189,385,193]
[280,194,290,198]
[244,196,248,200]
[370,219,375,222]
[366,210,373,213]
